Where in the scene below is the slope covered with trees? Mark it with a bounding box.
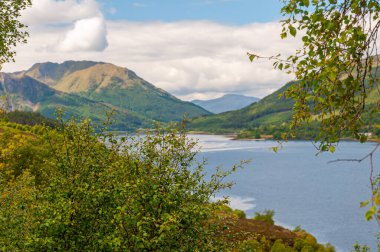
[187,77,380,139]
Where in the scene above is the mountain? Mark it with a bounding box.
[0,72,152,130]
[0,61,210,130]
[187,82,294,132]
[23,61,210,122]
[187,79,380,135]
[192,94,260,113]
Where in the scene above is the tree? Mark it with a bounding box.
[0,118,235,250]
[249,0,380,224]
[0,0,31,70]
[249,0,380,150]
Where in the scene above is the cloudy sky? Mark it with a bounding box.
[3,0,301,100]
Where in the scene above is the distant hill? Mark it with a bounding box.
[187,80,380,135]
[0,61,210,130]
[192,94,260,114]
[187,82,294,133]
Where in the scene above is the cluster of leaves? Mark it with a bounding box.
[253,210,276,225]
[282,1,380,220]
[0,118,237,251]
[0,0,31,69]
[250,0,380,150]
[249,0,380,224]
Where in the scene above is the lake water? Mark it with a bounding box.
[191,134,379,251]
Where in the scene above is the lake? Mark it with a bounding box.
[192,134,379,251]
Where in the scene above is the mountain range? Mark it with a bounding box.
[0,61,210,130]
[192,94,260,114]
[3,60,378,134]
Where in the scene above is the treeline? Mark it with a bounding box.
[237,121,380,141]
[0,110,56,127]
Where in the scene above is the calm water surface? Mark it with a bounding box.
[191,134,379,251]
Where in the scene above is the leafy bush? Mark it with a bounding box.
[233,209,247,219]
[253,209,275,225]
[0,118,234,251]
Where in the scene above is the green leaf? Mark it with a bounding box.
[365,206,376,221]
[289,25,297,37]
[360,200,370,208]
[249,54,256,62]
[359,134,368,143]
[329,145,335,153]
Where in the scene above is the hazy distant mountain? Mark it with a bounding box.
[0,61,210,130]
[192,94,260,113]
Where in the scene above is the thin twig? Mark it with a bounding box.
[328,143,379,164]
[328,142,380,225]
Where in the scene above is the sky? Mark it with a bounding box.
[3,0,301,100]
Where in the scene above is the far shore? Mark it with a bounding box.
[187,131,380,143]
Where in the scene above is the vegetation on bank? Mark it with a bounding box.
[0,115,335,251]
[0,110,55,127]
[187,79,379,142]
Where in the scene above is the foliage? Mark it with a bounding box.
[0,118,236,251]
[353,242,370,252]
[0,110,56,127]
[250,0,380,150]
[233,209,247,219]
[247,0,380,225]
[0,0,31,70]
[253,209,275,225]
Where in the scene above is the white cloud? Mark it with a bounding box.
[21,0,100,26]
[132,2,147,8]
[3,18,301,100]
[19,0,108,53]
[102,21,300,99]
[58,17,108,52]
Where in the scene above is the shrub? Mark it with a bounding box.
[233,209,247,219]
[0,118,235,251]
[253,209,275,225]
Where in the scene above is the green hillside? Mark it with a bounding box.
[0,73,152,130]
[187,82,295,133]
[187,80,380,138]
[25,61,211,122]
[0,61,210,130]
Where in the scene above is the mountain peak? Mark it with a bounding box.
[53,63,137,93]
[25,60,104,86]
[192,94,260,113]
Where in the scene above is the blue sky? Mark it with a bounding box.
[97,0,283,24]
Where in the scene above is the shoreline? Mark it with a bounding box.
[188,131,380,143]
